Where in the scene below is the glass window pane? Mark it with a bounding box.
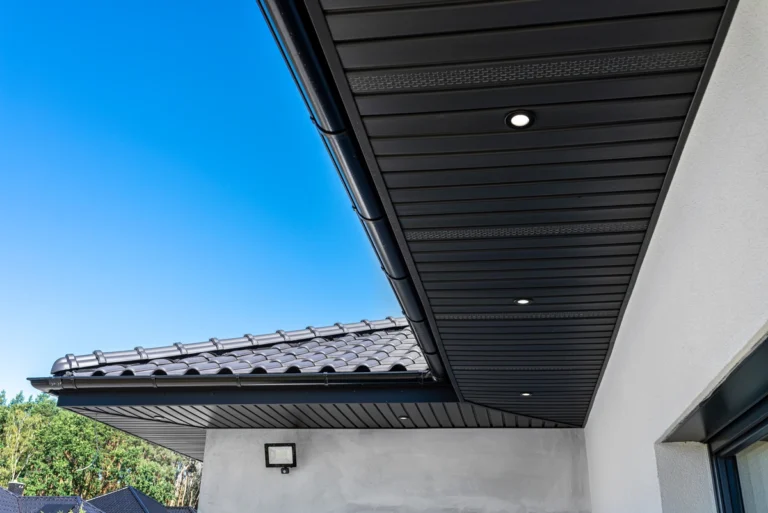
[737,437,768,513]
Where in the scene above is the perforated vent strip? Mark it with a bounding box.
[436,311,618,321]
[348,48,709,93]
[405,221,650,241]
[454,366,595,372]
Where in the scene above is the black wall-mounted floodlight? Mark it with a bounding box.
[265,443,297,474]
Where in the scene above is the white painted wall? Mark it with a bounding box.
[199,429,590,513]
[585,0,768,511]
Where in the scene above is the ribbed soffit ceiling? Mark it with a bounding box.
[268,0,737,426]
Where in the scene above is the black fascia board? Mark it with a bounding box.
[29,371,458,406]
[51,383,458,408]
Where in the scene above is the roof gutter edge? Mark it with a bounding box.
[29,371,435,394]
[255,0,446,379]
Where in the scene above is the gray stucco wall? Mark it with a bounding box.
[585,0,768,511]
[199,429,590,513]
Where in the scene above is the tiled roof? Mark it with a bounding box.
[0,489,19,513]
[54,317,427,377]
[88,488,166,513]
[18,496,104,513]
[0,487,192,513]
[0,488,106,513]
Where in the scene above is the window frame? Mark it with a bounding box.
[710,395,768,513]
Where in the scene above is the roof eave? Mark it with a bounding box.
[29,370,435,394]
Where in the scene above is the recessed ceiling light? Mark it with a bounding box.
[153,415,165,420]
[521,393,532,397]
[515,298,532,305]
[506,110,534,129]
[398,415,409,421]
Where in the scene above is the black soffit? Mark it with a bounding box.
[260,0,739,426]
[66,399,563,461]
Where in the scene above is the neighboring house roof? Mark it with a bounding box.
[0,488,20,513]
[0,488,106,513]
[0,487,193,513]
[18,495,104,513]
[51,317,427,376]
[88,488,167,513]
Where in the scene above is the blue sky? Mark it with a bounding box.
[0,1,398,397]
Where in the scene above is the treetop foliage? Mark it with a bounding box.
[0,392,200,508]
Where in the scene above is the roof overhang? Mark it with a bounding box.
[30,0,741,452]
[36,375,568,460]
[257,0,740,426]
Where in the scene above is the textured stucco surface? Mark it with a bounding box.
[655,443,718,513]
[199,429,590,513]
[585,0,768,511]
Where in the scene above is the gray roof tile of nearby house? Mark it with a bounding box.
[0,488,106,513]
[0,488,19,513]
[18,495,105,513]
[0,487,193,513]
[52,317,427,377]
[88,488,167,513]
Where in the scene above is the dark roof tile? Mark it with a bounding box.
[88,487,167,513]
[0,488,19,513]
[50,317,425,377]
[0,486,191,513]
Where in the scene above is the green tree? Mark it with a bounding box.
[0,393,201,507]
[0,402,43,483]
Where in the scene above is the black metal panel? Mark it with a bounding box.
[67,398,569,459]
[385,159,669,188]
[71,407,206,460]
[323,0,726,40]
[378,140,679,172]
[335,12,720,69]
[295,0,733,427]
[371,120,684,156]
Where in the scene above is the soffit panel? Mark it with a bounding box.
[302,0,732,426]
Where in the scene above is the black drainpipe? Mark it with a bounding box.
[256,0,446,379]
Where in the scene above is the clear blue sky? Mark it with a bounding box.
[0,1,399,397]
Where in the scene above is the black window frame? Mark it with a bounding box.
[710,394,768,513]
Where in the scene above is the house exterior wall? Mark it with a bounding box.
[198,428,591,513]
[585,0,768,511]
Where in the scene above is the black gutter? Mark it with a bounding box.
[29,371,436,394]
[256,0,446,380]
[55,382,458,407]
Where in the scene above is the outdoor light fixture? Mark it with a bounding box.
[515,298,532,305]
[521,393,532,397]
[265,443,297,475]
[505,110,534,129]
